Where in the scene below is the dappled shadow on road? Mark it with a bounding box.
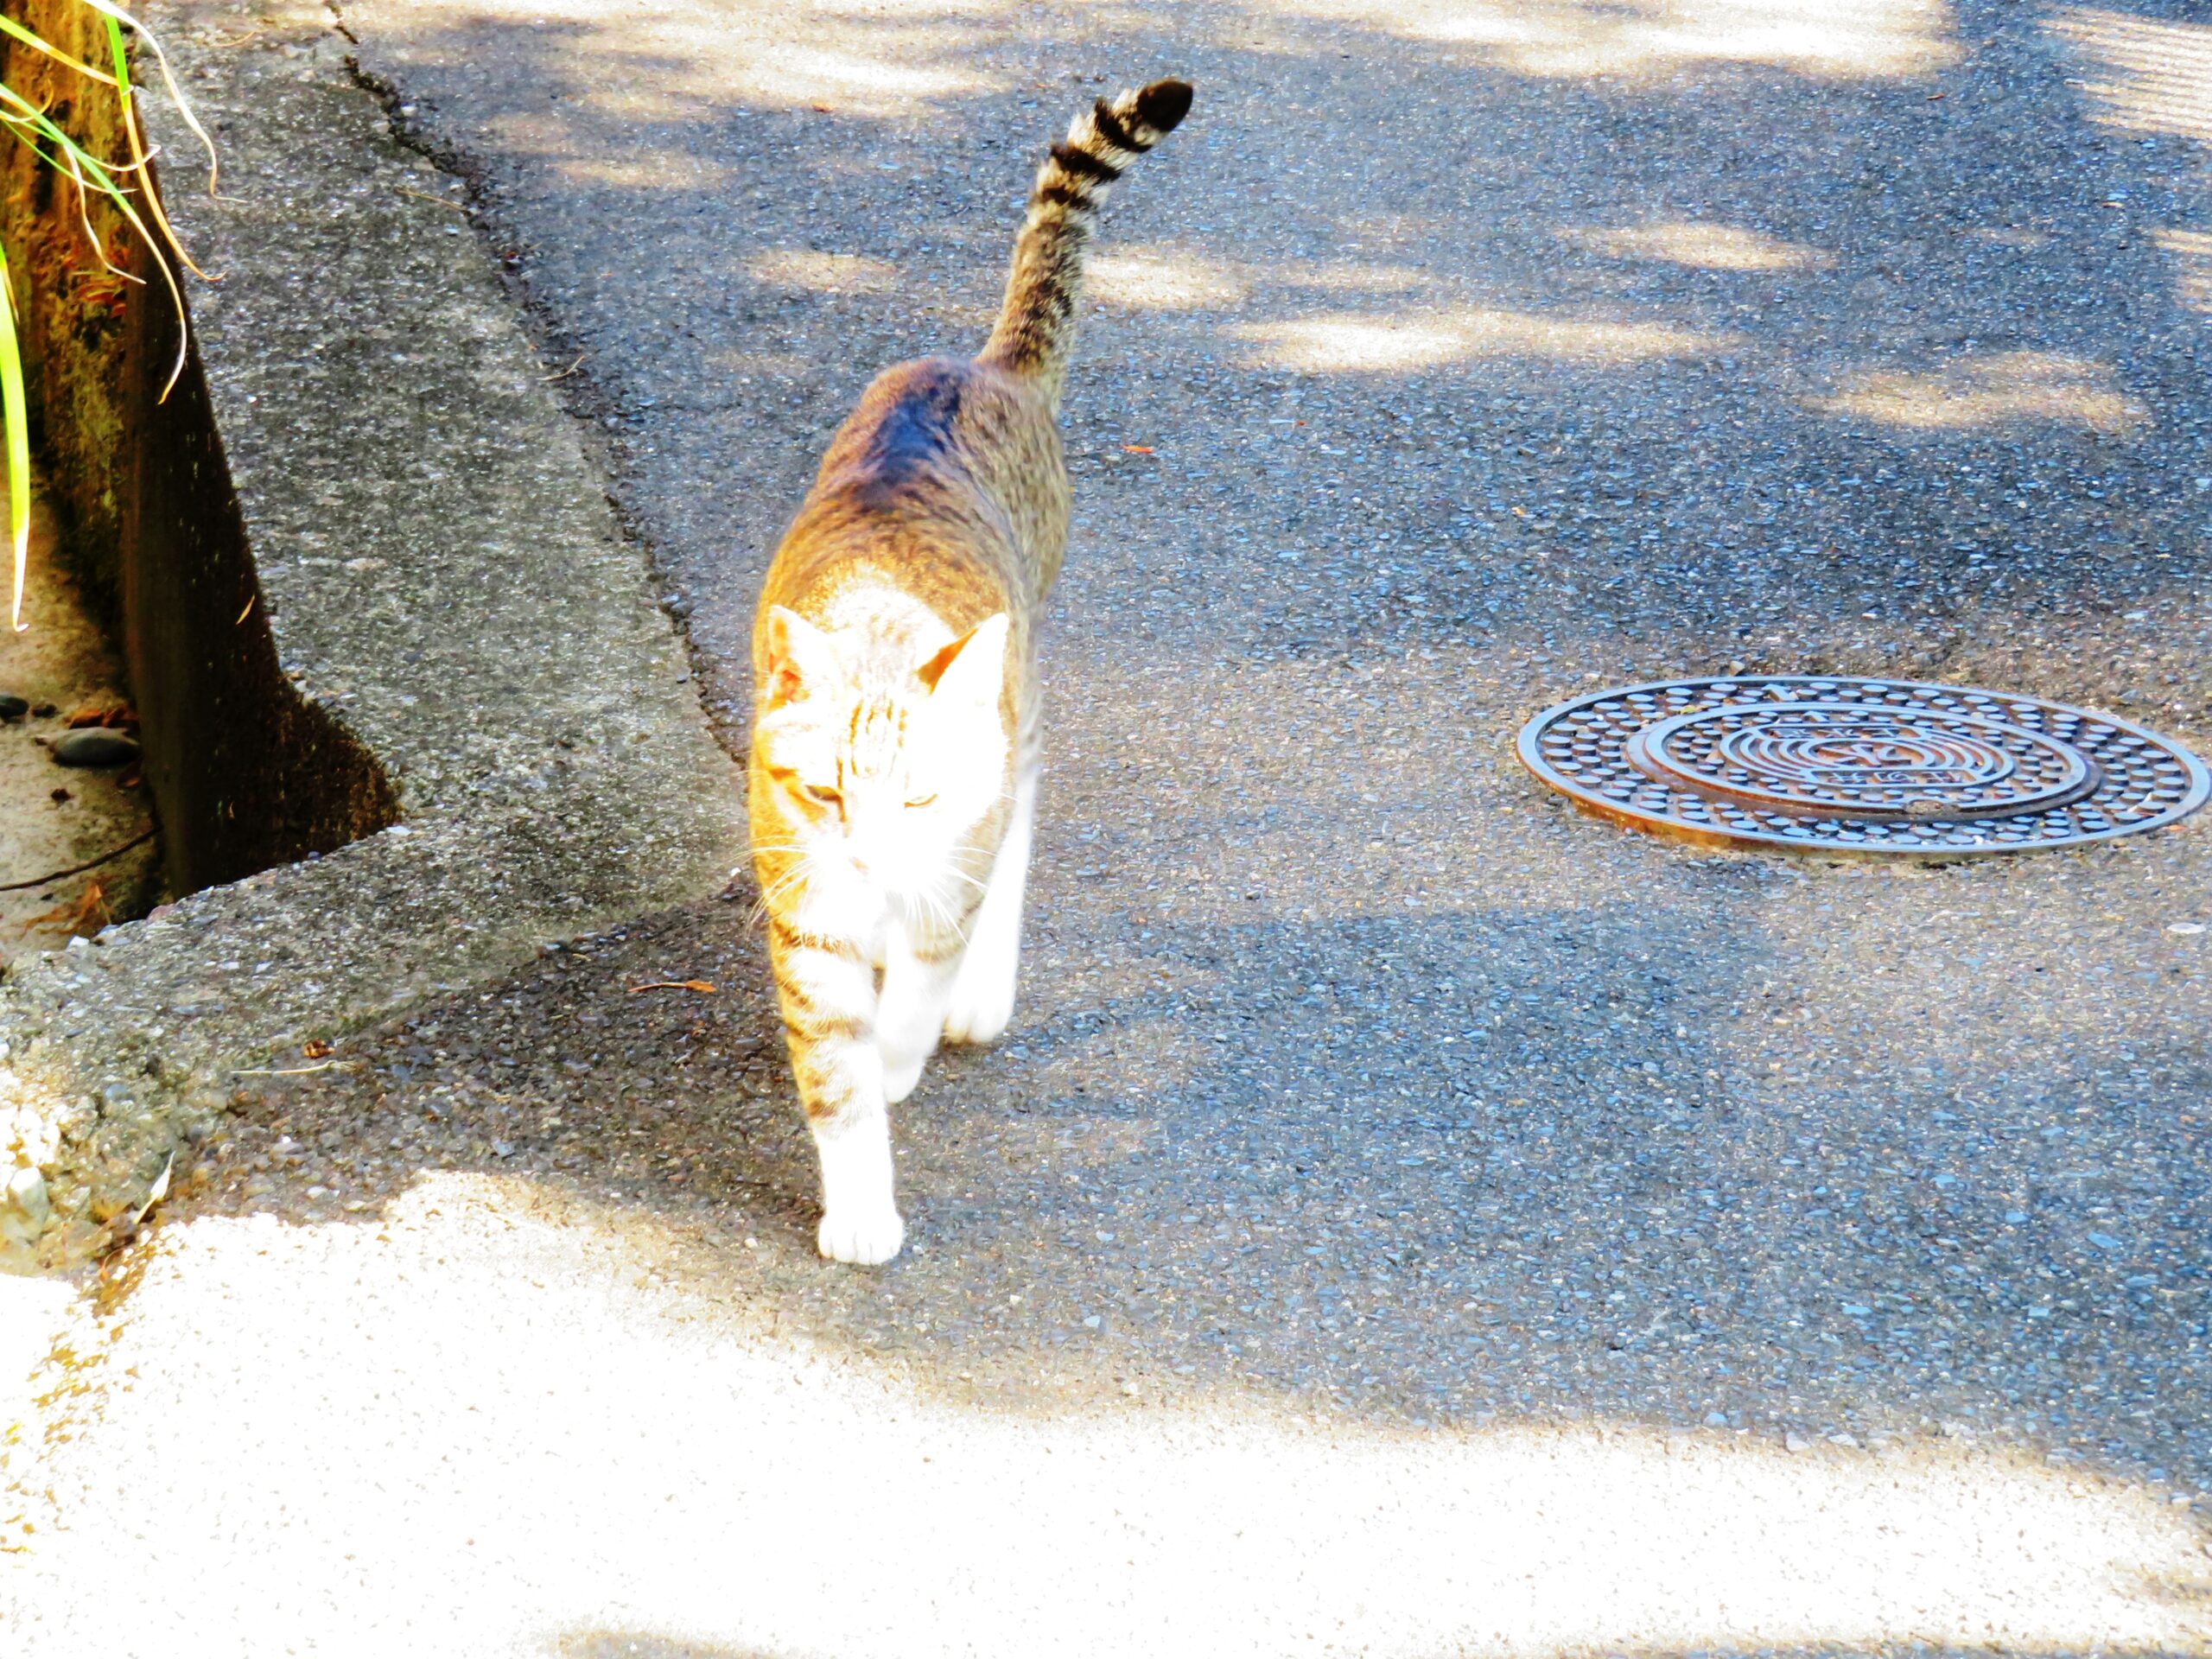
[338,0,2212,742]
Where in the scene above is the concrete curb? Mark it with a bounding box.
[0,0,747,1264]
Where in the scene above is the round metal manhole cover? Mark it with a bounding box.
[1518,677,2209,857]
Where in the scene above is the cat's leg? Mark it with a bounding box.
[772,919,904,1264]
[876,915,962,1104]
[944,766,1036,1046]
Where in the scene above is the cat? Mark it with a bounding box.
[747,79,1194,1263]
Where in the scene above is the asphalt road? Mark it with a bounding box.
[22,0,2212,1650]
[335,0,2212,1523]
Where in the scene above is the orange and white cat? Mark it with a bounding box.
[747,79,1193,1262]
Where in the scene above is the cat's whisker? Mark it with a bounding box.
[750,862,814,923]
[747,862,803,904]
[760,866,811,902]
[919,887,971,947]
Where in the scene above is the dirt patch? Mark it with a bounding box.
[0,499,160,961]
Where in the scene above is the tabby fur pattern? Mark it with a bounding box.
[748,78,1193,1263]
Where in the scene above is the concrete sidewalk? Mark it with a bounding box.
[0,0,745,1262]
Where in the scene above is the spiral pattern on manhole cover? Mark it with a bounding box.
[1518,677,2209,856]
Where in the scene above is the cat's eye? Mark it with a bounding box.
[905,792,938,810]
[799,781,842,808]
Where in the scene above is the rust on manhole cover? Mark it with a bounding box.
[1518,677,2209,856]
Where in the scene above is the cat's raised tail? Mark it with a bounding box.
[980,78,1192,402]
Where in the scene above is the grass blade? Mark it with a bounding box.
[0,15,119,86]
[0,248,29,633]
[75,0,219,194]
[101,14,211,283]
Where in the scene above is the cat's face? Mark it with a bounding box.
[753,607,1010,907]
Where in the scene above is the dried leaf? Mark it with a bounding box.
[17,878,107,937]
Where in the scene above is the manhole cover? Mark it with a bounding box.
[1518,677,2209,857]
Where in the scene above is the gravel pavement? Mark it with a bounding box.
[13,0,2212,1650]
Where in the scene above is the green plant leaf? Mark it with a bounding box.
[0,247,29,634]
[105,17,132,116]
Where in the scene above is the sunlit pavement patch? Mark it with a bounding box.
[8,1177,2209,1656]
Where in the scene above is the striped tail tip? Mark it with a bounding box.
[982,76,1193,391]
[1126,78,1193,141]
[1073,79,1193,174]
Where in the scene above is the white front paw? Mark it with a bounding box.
[817,1204,906,1265]
[812,1117,899,1262]
[881,1050,927,1105]
[943,950,1015,1046]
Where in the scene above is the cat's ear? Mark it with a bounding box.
[918,613,1010,709]
[764,606,841,707]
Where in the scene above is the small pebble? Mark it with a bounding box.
[3,1166,50,1234]
[0,694,27,720]
[53,728,140,767]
